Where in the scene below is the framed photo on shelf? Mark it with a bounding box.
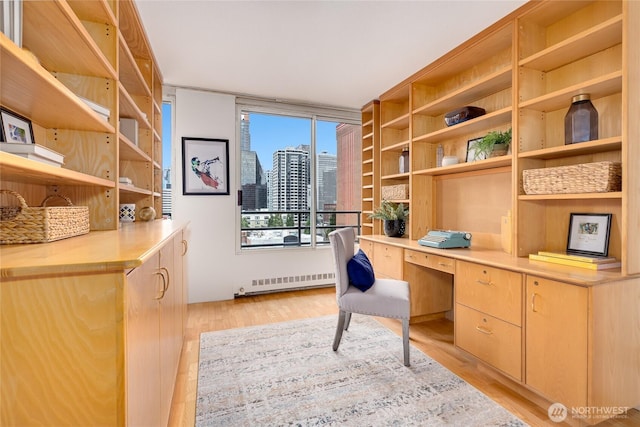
[182,137,230,195]
[0,108,34,144]
[566,213,612,257]
[466,137,484,162]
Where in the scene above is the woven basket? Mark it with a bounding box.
[0,190,90,244]
[381,184,409,200]
[522,161,621,195]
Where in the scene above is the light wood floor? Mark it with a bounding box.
[168,287,639,427]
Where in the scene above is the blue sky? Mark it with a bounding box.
[248,113,338,169]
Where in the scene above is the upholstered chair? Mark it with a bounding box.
[328,227,411,366]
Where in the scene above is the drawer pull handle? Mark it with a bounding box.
[476,325,493,335]
[531,292,539,312]
[438,262,450,267]
[476,280,493,286]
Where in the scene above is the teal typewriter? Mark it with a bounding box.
[418,230,472,249]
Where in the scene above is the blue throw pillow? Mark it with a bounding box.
[346,249,375,292]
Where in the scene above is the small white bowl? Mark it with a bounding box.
[442,156,458,166]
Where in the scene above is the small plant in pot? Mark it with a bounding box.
[369,200,409,237]
[474,128,512,160]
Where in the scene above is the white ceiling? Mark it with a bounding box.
[136,0,528,111]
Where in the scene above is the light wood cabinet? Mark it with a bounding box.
[362,0,639,272]
[0,221,186,426]
[127,235,184,427]
[372,242,403,279]
[525,276,588,410]
[455,261,522,380]
[0,0,163,227]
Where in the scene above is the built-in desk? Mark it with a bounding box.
[359,235,640,425]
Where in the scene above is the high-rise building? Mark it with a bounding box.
[336,123,362,226]
[240,112,267,210]
[316,151,337,209]
[270,146,310,211]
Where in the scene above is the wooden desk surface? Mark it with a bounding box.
[0,220,186,279]
[359,234,635,287]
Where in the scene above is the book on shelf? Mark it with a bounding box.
[536,251,616,264]
[78,96,110,122]
[529,253,621,270]
[0,142,64,167]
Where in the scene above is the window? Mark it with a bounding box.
[161,100,174,217]
[237,101,360,249]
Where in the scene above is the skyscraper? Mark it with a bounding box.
[270,146,310,211]
[316,151,337,209]
[240,112,267,210]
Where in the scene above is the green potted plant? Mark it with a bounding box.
[369,201,409,237]
[474,128,512,160]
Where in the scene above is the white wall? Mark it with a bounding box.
[172,88,334,303]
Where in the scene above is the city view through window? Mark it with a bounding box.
[240,111,362,248]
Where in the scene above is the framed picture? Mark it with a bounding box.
[0,108,34,144]
[466,137,484,162]
[182,137,230,195]
[566,213,612,257]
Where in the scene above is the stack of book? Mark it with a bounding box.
[79,96,110,122]
[0,142,64,167]
[529,251,620,270]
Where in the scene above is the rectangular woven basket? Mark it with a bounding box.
[381,184,409,200]
[522,161,622,195]
[0,190,90,244]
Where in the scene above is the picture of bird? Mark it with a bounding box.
[191,156,223,189]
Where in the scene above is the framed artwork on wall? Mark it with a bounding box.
[182,137,230,195]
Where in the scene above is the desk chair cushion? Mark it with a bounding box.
[339,278,410,319]
[346,249,375,292]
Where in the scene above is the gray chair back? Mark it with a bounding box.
[328,228,355,298]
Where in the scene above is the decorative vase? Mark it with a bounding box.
[383,219,405,237]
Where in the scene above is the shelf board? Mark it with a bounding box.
[118,0,152,60]
[0,152,114,187]
[1,34,115,133]
[363,145,374,152]
[413,107,512,144]
[518,137,621,160]
[519,192,622,201]
[413,66,512,116]
[119,82,151,129]
[381,172,410,180]
[363,132,374,140]
[119,32,152,98]
[519,71,622,112]
[381,113,410,130]
[362,159,373,165]
[119,184,152,195]
[119,134,152,162]
[67,0,116,26]
[414,155,512,176]
[363,172,374,177]
[519,15,622,72]
[22,0,116,79]
[381,141,409,152]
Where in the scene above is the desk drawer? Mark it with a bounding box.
[455,303,522,381]
[372,243,403,279]
[404,249,455,274]
[359,239,374,261]
[455,261,522,326]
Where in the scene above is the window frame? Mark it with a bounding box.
[235,99,360,252]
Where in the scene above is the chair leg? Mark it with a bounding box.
[402,318,410,367]
[344,311,352,331]
[333,310,347,351]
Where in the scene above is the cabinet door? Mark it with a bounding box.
[159,240,181,426]
[126,254,162,427]
[526,276,588,409]
[372,243,403,279]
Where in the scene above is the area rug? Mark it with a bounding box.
[196,315,527,426]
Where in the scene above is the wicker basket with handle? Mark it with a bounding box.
[0,189,90,244]
[522,161,621,195]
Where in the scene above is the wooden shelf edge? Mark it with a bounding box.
[119,184,152,195]
[119,134,152,162]
[414,155,512,176]
[519,192,622,201]
[518,137,622,159]
[0,152,114,187]
[413,107,512,144]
